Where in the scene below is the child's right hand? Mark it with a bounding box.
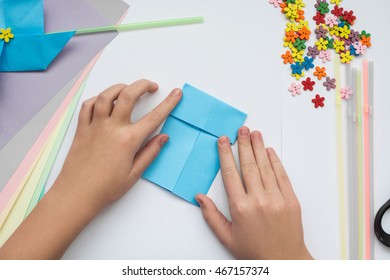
[196,127,313,260]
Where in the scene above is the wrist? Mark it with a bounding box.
[49,175,105,220]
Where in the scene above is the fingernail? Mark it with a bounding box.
[171,88,182,97]
[251,131,262,141]
[153,82,159,89]
[266,147,274,155]
[160,135,169,146]
[195,196,203,206]
[239,126,249,136]
[218,136,229,146]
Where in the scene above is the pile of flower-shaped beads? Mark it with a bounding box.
[269,0,372,108]
[312,1,372,64]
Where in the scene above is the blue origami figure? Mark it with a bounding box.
[143,84,247,205]
[0,0,75,71]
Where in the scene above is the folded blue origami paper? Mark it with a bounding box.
[143,84,247,205]
[0,0,75,71]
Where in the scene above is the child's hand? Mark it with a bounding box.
[55,79,182,211]
[196,127,313,260]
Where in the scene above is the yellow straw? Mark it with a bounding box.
[334,56,347,260]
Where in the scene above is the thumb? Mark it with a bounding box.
[196,194,233,251]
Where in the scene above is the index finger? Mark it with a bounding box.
[111,79,159,123]
[133,88,182,140]
[218,136,246,201]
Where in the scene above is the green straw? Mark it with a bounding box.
[334,56,347,260]
[73,16,204,35]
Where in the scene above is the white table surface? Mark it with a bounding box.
[45,0,390,259]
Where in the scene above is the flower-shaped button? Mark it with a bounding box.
[315,37,329,51]
[312,94,325,108]
[360,30,371,39]
[307,45,320,59]
[295,9,305,23]
[288,82,302,96]
[348,29,360,44]
[282,50,294,64]
[325,15,339,28]
[284,3,299,20]
[286,22,299,32]
[352,41,367,55]
[340,51,353,63]
[334,40,345,53]
[269,0,283,8]
[302,56,314,70]
[314,66,327,80]
[313,11,326,25]
[332,5,344,17]
[292,48,305,63]
[340,87,353,99]
[291,62,304,75]
[302,77,315,91]
[339,25,351,39]
[298,26,311,40]
[285,30,298,43]
[319,50,331,63]
[323,77,336,91]
[342,10,356,25]
[295,0,306,10]
[317,2,330,15]
[297,20,309,30]
[327,37,335,49]
[361,36,371,47]
[0,28,14,43]
[293,38,307,51]
[349,44,358,56]
[330,0,342,5]
[315,25,328,39]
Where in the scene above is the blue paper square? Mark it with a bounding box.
[143,83,247,205]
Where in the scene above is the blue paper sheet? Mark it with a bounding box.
[143,84,247,205]
[0,0,75,71]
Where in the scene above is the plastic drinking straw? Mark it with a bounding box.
[369,61,375,259]
[356,70,364,259]
[334,56,347,260]
[347,65,359,260]
[50,17,204,35]
[363,60,372,259]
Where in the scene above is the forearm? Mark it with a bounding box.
[0,179,101,259]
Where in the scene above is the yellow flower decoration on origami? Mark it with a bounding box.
[330,0,342,5]
[0,28,14,43]
[315,38,329,51]
[334,40,345,53]
[340,51,353,63]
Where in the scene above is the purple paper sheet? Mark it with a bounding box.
[0,0,118,149]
